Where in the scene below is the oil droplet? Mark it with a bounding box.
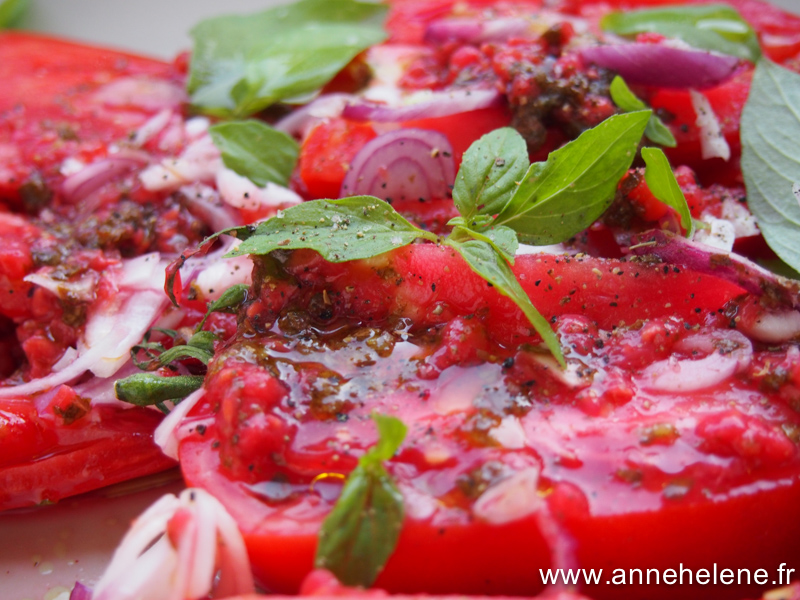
[38,560,54,575]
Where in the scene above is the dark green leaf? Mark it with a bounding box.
[495,111,651,244]
[315,415,407,586]
[446,238,564,367]
[188,0,387,116]
[609,76,676,147]
[195,283,250,332]
[601,4,761,62]
[453,127,529,219]
[209,121,299,187]
[227,196,437,260]
[115,374,205,406]
[0,0,28,28]
[741,57,800,272]
[641,147,694,237]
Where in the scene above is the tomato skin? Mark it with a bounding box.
[299,119,378,199]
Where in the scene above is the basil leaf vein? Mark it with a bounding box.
[452,127,529,219]
[227,196,438,260]
[315,414,407,587]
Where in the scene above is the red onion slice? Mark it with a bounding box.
[340,128,455,202]
[580,43,739,89]
[69,582,93,600]
[343,88,501,122]
[629,230,800,310]
[274,93,354,138]
[61,156,146,203]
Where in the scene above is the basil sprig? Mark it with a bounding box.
[609,76,677,148]
[601,3,761,62]
[315,414,407,587]
[188,0,387,117]
[226,111,661,367]
[209,121,299,188]
[741,58,800,272]
[494,111,651,244]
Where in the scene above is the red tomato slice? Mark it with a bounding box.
[177,245,800,600]
[0,398,175,510]
[299,119,378,199]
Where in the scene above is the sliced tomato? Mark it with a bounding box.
[178,245,800,600]
[0,397,175,510]
[401,106,512,167]
[298,119,378,199]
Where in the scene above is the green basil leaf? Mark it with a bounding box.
[364,414,408,465]
[155,344,214,367]
[209,121,299,188]
[188,0,387,116]
[609,76,676,148]
[641,147,694,238]
[187,331,217,354]
[0,0,27,28]
[495,111,651,245]
[195,283,250,332]
[452,225,519,263]
[315,414,407,586]
[227,196,437,260]
[453,127,529,219]
[115,374,205,406]
[601,4,761,62]
[446,238,564,367]
[741,58,800,272]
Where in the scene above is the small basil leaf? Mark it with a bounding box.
[188,0,387,116]
[316,414,407,586]
[609,76,676,148]
[446,238,564,367]
[209,120,299,188]
[366,414,408,465]
[741,58,800,272]
[601,4,760,62]
[155,345,214,367]
[452,225,519,263]
[115,374,205,406]
[641,147,694,237]
[495,111,651,244]
[188,331,217,354]
[227,196,437,260]
[195,283,250,332]
[0,0,27,28]
[453,127,529,219]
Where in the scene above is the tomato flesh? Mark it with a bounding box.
[178,245,800,600]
